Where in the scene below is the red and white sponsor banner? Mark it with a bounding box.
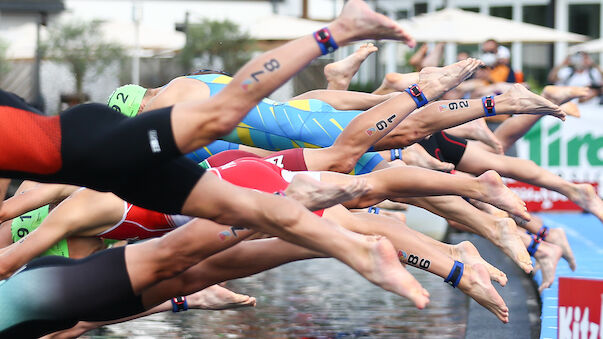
[514,102,603,211]
[505,180,599,212]
[558,277,603,339]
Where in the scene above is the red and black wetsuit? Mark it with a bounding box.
[0,90,204,214]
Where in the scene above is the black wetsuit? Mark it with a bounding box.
[0,247,144,338]
[418,131,468,167]
[0,90,204,213]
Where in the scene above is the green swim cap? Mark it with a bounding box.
[107,84,148,117]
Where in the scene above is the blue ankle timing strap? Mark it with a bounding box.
[537,225,549,241]
[313,27,339,55]
[404,84,428,108]
[171,296,188,312]
[481,96,496,116]
[527,235,541,256]
[367,206,381,214]
[390,148,403,161]
[444,260,464,288]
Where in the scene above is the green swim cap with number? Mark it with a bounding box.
[107,84,147,117]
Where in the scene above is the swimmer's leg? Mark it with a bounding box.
[374,84,564,150]
[324,43,379,90]
[291,89,394,111]
[373,72,419,95]
[490,85,589,152]
[518,231,562,293]
[421,42,445,68]
[325,206,509,323]
[408,44,429,71]
[458,141,603,223]
[171,0,414,152]
[319,165,529,221]
[402,196,533,274]
[178,174,425,302]
[323,59,483,172]
[43,286,256,338]
[445,118,504,154]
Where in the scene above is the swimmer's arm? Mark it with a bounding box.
[0,221,11,250]
[0,191,122,279]
[291,90,396,110]
[0,179,9,206]
[0,183,79,222]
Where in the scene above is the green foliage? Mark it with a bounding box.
[0,39,9,76]
[42,20,125,95]
[348,81,378,93]
[179,19,255,73]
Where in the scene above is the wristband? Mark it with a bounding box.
[171,296,188,312]
[404,84,428,108]
[367,206,381,214]
[481,96,496,116]
[444,260,464,288]
[390,148,403,161]
[313,27,339,55]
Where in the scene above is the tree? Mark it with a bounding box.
[179,19,255,73]
[41,19,125,98]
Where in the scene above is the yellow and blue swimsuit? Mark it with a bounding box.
[185,74,384,174]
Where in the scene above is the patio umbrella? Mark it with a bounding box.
[245,14,325,40]
[399,8,587,44]
[569,39,603,54]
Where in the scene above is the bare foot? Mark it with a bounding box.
[532,241,562,293]
[469,199,510,219]
[375,199,408,211]
[458,263,509,323]
[189,285,257,310]
[409,43,428,69]
[451,241,508,286]
[492,218,534,273]
[568,183,603,223]
[417,58,484,100]
[379,209,407,223]
[546,227,576,271]
[335,0,415,46]
[542,85,591,105]
[361,236,430,308]
[476,170,531,222]
[285,173,371,211]
[447,118,504,154]
[560,101,581,118]
[401,143,455,171]
[325,43,378,90]
[421,42,445,68]
[374,72,419,95]
[497,84,566,121]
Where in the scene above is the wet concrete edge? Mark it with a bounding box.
[447,233,541,339]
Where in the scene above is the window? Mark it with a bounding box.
[523,5,550,27]
[490,6,512,20]
[569,4,600,38]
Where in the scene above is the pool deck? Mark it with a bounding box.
[449,233,540,339]
[532,213,603,339]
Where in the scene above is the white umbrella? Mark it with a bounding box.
[569,39,603,54]
[245,14,325,40]
[99,21,185,57]
[399,8,587,44]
